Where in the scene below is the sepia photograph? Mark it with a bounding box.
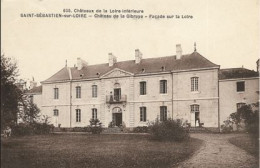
[1,0,259,167]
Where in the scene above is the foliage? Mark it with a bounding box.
[108,121,116,128]
[220,119,233,133]
[1,54,22,130]
[72,127,92,132]
[12,122,54,136]
[19,101,40,124]
[133,126,149,133]
[40,115,51,124]
[89,119,103,134]
[222,103,259,137]
[149,118,189,141]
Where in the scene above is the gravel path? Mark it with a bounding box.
[177,134,258,168]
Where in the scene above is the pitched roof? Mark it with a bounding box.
[43,52,219,82]
[25,85,42,94]
[219,68,259,80]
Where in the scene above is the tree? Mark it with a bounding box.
[19,100,40,123]
[1,53,22,130]
[225,102,259,137]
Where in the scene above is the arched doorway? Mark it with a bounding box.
[112,107,122,126]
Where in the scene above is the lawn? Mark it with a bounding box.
[1,133,203,168]
[229,134,259,158]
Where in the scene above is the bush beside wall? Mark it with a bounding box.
[149,119,189,142]
[12,123,54,136]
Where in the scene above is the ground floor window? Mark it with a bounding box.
[160,106,167,121]
[92,108,97,120]
[76,109,81,122]
[140,107,147,122]
[53,109,59,116]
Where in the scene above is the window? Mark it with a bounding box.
[236,81,245,92]
[92,85,97,98]
[54,88,59,99]
[53,109,59,116]
[237,103,246,111]
[160,106,167,121]
[76,86,81,98]
[140,107,147,122]
[191,104,199,113]
[92,108,97,120]
[160,80,167,94]
[140,81,146,95]
[191,77,199,92]
[76,109,81,122]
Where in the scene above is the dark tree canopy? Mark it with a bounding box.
[20,100,40,123]
[1,54,22,130]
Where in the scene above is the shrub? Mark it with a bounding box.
[33,123,54,134]
[133,126,149,133]
[89,119,103,134]
[149,118,189,141]
[72,127,85,132]
[12,123,34,136]
[222,102,259,138]
[12,122,54,136]
[108,121,116,128]
[221,119,233,133]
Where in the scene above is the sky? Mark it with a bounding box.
[1,0,259,84]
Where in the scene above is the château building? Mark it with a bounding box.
[29,44,259,131]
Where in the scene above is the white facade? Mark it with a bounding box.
[31,49,258,130]
[219,77,259,124]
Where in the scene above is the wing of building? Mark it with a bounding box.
[219,68,259,124]
[28,45,259,131]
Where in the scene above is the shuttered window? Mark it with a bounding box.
[140,81,146,95]
[160,106,167,121]
[160,80,167,94]
[140,107,147,122]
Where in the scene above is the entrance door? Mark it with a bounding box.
[114,88,121,101]
[195,112,200,127]
[113,113,122,126]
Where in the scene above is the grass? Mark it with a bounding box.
[229,134,259,158]
[1,133,203,168]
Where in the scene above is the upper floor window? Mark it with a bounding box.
[140,107,147,122]
[76,109,81,122]
[237,103,246,111]
[54,88,59,99]
[92,108,97,120]
[92,85,97,98]
[160,106,167,121]
[160,80,167,94]
[236,81,245,92]
[76,86,81,98]
[191,77,199,92]
[53,109,59,116]
[140,81,146,95]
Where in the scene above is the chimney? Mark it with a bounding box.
[77,57,88,70]
[176,44,182,59]
[109,53,117,67]
[135,49,142,64]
